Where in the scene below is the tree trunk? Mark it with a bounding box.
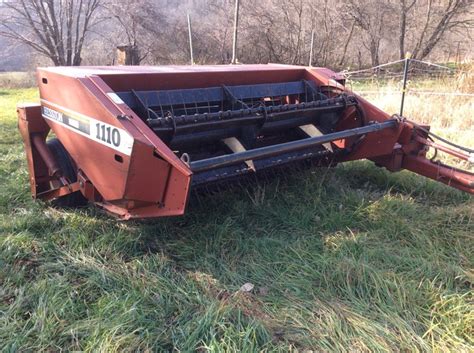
[399,1,407,59]
[370,39,380,67]
[338,20,355,67]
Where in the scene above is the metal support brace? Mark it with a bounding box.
[222,137,255,171]
[298,124,333,152]
[190,120,398,173]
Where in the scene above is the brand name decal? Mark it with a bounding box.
[41,104,133,156]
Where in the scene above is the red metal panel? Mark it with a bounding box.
[124,140,170,203]
[98,68,306,92]
[84,74,192,217]
[17,104,50,197]
[85,75,190,175]
[37,72,131,200]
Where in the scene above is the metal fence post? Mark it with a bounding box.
[400,52,411,116]
[187,13,194,65]
[231,0,240,64]
[309,30,315,67]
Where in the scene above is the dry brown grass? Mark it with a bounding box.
[352,65,473,170]
[0,72,36,88]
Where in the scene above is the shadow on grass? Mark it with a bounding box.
[31,160,470,262]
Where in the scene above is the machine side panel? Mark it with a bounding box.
[84,75,192,217]
[124,140,170,203]
[37,70,131,200]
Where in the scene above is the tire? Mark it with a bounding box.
[47,138,88,208]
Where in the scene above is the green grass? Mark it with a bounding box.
[0,88,473,352]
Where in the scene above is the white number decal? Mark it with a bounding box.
[95,123,121,147]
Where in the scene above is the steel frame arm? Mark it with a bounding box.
[402,156,473,193]
[190,120,398,173]
[373,120,473,194]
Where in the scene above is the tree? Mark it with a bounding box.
[104,0,164,65]
[345,0,395,67]
[411,0,473,60]
[398,0,417,59]
[0,0,102,66]
[0,0,472,70]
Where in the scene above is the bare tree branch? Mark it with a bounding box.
[0,0,102,66]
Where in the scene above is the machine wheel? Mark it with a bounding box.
[47,138,88,208]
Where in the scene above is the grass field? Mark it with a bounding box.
[0,72,36,89]
[0,84,473,352]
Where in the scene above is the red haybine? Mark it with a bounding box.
[18,65,473,219]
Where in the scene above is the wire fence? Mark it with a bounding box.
[338,58,474,100]
[353,90,474,98]
[339,58,457,79]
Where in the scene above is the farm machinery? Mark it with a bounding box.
[18,64,473,219]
